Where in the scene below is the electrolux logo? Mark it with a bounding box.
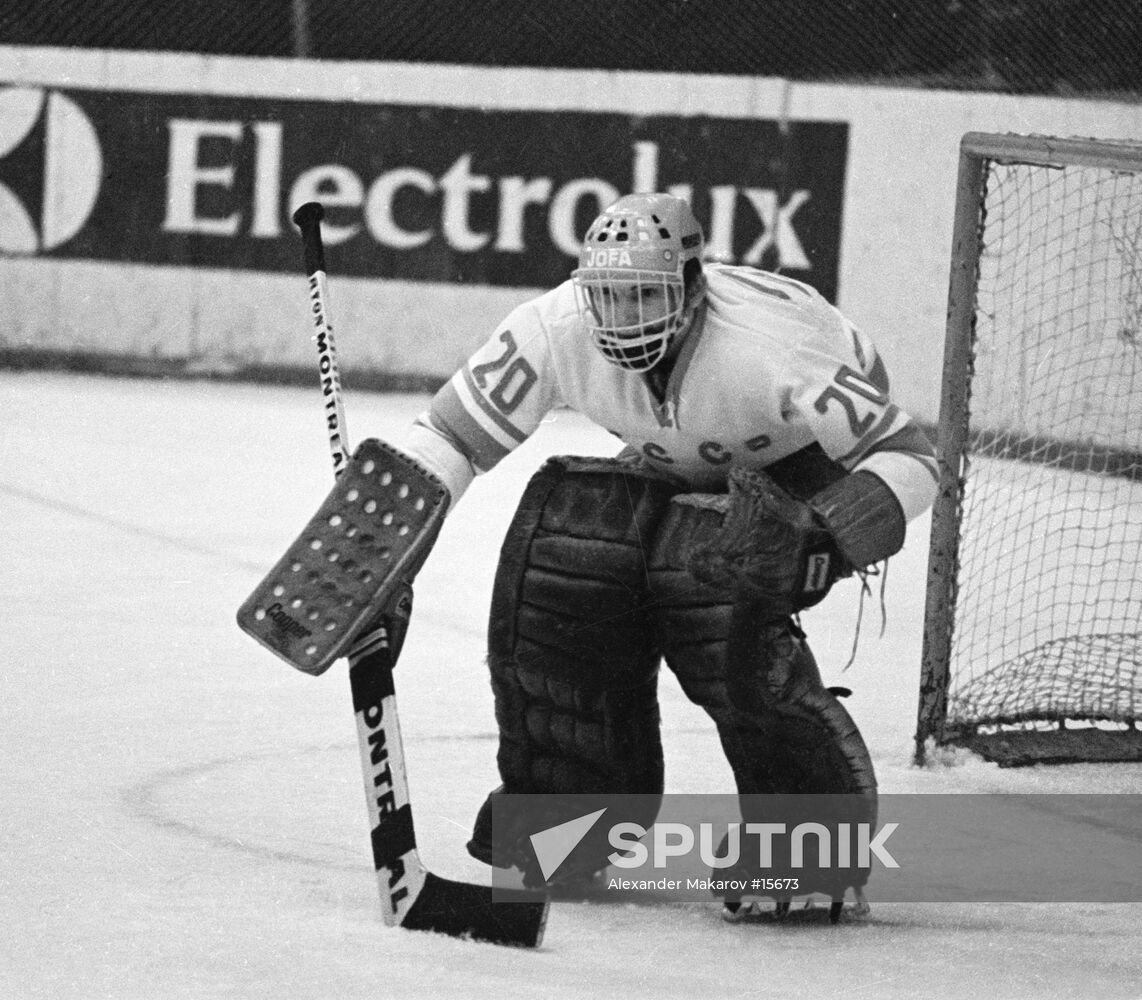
[3,86,850,300]
[0,87,102,254]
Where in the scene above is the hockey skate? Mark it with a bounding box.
[721,889,870,925]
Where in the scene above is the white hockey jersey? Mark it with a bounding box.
[404,263,937,521]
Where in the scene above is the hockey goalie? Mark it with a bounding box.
[335,193,937,918]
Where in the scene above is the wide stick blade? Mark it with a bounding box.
[401,873,549,948]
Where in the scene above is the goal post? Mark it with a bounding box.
[916,132,1142,767]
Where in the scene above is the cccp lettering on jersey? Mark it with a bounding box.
[641,434,773,468]
[641,442,674,464]
[698,441,732,465]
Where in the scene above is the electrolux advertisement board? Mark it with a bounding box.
[0,86,849,301]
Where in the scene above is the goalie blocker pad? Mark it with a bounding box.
[236,439,448,675]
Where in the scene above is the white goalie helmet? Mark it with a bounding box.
[572,193,705,372]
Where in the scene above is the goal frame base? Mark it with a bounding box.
[949,727,1142,768]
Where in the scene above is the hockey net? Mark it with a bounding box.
[917,133,1142,766]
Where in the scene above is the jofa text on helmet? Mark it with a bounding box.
[583,247,636,268]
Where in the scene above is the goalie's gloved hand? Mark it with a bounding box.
[350,578,415,667]
[687,466,848,616]
[687,467,907,616]
[236,438,448,676]
[382,579,415,666]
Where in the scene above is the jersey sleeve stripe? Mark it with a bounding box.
[726,270,792,300]
[429,378,514,471]
[847,322,868,370]
[458,365,530,446]
[866,353,890,395]
[862,423,939,482]
[835,403,905,465]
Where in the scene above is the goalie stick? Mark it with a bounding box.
[289,201,549,948]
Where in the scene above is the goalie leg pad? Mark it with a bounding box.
[721,605,878,901]
[722,612,875,796]
[647,491,876,789]
[469,457,678,875]
[486,456,680,794]
[646,494,737,725]
[648,479,877,902]
[236,439,447,674]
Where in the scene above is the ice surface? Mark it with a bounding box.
[2,371,1138,999]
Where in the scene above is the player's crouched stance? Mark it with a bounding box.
[466,448,900,921]
[394,192,936,922]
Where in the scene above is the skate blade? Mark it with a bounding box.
[722,895,870,925]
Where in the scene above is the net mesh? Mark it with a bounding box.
[947,155,1142,733]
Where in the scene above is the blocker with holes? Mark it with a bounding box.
[237,438,447,675]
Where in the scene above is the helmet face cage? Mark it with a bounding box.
[571,193,704,372]
[573,271,685,371]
